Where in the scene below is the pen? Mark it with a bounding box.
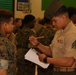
[36,36,44,39]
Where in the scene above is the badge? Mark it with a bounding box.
[57,39,63,44]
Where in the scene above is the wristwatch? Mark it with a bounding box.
[43,57,47,63]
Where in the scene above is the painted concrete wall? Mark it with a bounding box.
[14,0,44,19]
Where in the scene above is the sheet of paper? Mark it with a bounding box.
[24,48,50,69]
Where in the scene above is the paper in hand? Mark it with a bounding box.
[24,48,50,68]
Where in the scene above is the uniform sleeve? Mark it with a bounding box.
[64,33,76,59]
[16,29,36,48]
[0,59,8,70]
[0,39,9,70]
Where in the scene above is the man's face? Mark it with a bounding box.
[17,20,22,27]
[51,15,66,29]
[5,18,14,34]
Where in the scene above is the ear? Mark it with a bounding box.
[3,22,7,29]
[62,15,66,20]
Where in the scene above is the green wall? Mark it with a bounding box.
[42,0,76,10]
[0,0,13,12]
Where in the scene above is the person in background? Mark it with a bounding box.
[0,9,16,75]
[67,7,76,25]
[13,18,22,34]
[29,0,76,75]
[37,18,55,45]
[16,14,37,75]
[36,18,55,75]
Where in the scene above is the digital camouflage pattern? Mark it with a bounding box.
[36,26,55,75]
[16,27,36,48]
[0,34,16,75]
[16,27,36,75]
[13,26,21,34]
[36,26,55,46]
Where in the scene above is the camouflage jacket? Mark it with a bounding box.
[16,27,36,48]
[0,34,16,75]
[16,27,36,64]
[13,26,21,34]
[36,26,55,46]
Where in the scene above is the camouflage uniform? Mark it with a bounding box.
[0,34,16,75]
[16,27,36,75]
[36,26,55,75]
[36,26,55,45]
[13,26,21,34]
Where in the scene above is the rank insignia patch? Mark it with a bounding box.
[72,40,76,49]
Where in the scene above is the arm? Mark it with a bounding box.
[0,69,7,75]
[47,57,75,67]
[29,36,52,56]
[36,43,52,56]
[0,59,8,75]
[0,38,9,75]
[38,53,75,67]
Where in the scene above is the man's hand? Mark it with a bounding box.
[37,53,47,62]
[0,69,7,75]
[29,36,39,46]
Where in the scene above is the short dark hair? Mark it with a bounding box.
[23,14,35,24]
[38,19,45,25]
[23,14,36,29]
[15,18,21,22]
[55,5,68,16]
[0,9,13,23]
[67,7,76,18]
[39,18,50,25]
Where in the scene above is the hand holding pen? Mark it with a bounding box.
[29,36,44,46]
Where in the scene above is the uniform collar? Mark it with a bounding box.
[60,21,74,34]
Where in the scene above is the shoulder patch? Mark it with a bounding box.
[72,40,76,49]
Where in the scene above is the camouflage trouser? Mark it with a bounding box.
[8,63,16,75]
[38,64,53,75]
[16,48,35,75]
[16,62,35,75]
[8,67,16,75]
